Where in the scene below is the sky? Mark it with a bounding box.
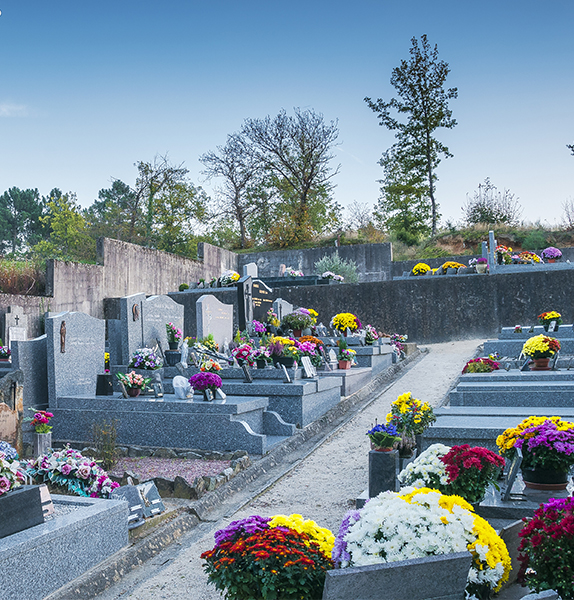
[0,1,572,228]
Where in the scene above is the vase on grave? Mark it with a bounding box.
[256,359,266,370]
[548,259,556,263]
[370,442,393,452]
[476,263,488,274]
[164,351,181,367]
[530,358,551,370]
[338,360,352,370]
[126,387,141,398]
[168,341,179,350]
[275,356,295,369]
[398,433,416,458]
[292,329,302,338]
[542,323,559,332]
[33,432,52,457]
[521,467,569,490]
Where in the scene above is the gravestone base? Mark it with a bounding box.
[319,367,373,397]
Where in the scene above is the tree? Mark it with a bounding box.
[567,143,574,155]
[200,133,261,249]
[373,146,432,243]
[0,187,46,254]
[365,34,457,235]
[461,178,522,226]
[241,108,340,243]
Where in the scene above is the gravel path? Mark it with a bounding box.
[95,340,483,600]
[110,458,231,483]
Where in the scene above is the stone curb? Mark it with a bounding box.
[45,350,424,600]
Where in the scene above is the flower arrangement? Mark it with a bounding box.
[496,245,513,264]
[537,311,562,326]
[462,357,500,374]
[386,392,436,436]
[518,250,542,263]
[219,270,240,286]
[128,348,163,369]
[496,416,574,472]
[0,346,11,359]
[389,333,408,356]
[285,266,304,277]
[282,308,315,331]
[517,497,574,599]
[296,340,322,367]
[200,358,222,372]
[231,343,255,366]
[179,283,189,291]
[322,271,344,281]
[398,443,451,490]
[332,488,511,598]
[541,246,562,260]
[251,320,267,335]
[337,347,356,362]
[166,322,182,343]
[367,423,401,450]
[282,344,301,361]
[514,325,522,333]
[330,312,362,332]
[201,514,334,600]
[26,408,54,434]
[522,334,560,359]
[266,309,280,327]
[364,324,379,345]
[209,277,217,287]
[252,347,272,364]
[189,371,223,392]
[116,371,151,390]
[411,262,431,276]
[476,257,488,264]
[104,351,110,373]
[27,445,120,499]
[440,261,466,273]
[0,448,25,496]
[268,335,295,347]
[299,335,323,347]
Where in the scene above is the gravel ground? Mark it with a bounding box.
[109,458,231,483]
[95,339,489,600]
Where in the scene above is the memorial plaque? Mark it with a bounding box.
[281,364,291,383]
[301,356,316,378]
[502,447,526,502]
[242,364,253,383]
[136,481,165,518]
[110,485,145,529]
[252,279,274,323]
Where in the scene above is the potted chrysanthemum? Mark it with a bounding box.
[541,246,562,262]
[367,423,401,451]
[522,334,560,369]
[537,310,562,331]
[189,372,223,402]
[330,312,361,335]
[462,357,500,374]
[386,392,436,457]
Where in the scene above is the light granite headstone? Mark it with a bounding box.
[196,295,233,349]
[237,276,253,331]
[273,298,293,321]
[142,295,184,351]
[120,292,146,363]
[45,312,105,407]
[242,262,258,278]
[4,306,28,347]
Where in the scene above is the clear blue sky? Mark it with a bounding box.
[0,0,572,227]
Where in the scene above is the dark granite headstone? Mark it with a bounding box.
[252,279,274,323]
[0,485,44,539]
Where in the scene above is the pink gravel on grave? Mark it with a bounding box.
[109,457,231,484]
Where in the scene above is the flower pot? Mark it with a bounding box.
[543,324,559,332]
[168,341,179,350]
[274,356,295,369]
[0,358,10,363]
[338,360,352,370]
[530,358,551,370]
[164,351,181,367]
[476,263,488,274]
[256,359,267,370]
[547,259,556,263]
[370,442,394,452]
[126,387,141,397]
[521,467,569,490]
[292,329,302,338]
[33,432,52,457]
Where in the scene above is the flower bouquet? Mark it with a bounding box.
[251,319,267,336]
[200,358,222,373]
[266,309,280,328]
[231,343,255,366]
[332,488,511,599]
[522,334,560,360]
[116,371,151,392]
[285,266,304,277]
[518,250,542,263]
[25,409,54,433]
[411,262,431,276]
[330,312,361,333]
[398,443,451,490]
[495,244,513,264]
[166,322,182,345]
[496,416,574,477]
[281,308,315,333]
[0,445,25,496]
[518,497,574,600]
[252,347,272,368]
[541,246,562,261]
[128,348,163,369]
[27,445,120,498]
[537,310,562,330]
[462,357,500,374]
[322,271,344,281]
[296,339,322,367]
[201,513,334,600]
[200,333,220,352]
[364,324,379,345]
[219,270,240,286]
[386,392,436,455]
[367,422,401,451]
[0,346,11,360]
[389,333,407,357]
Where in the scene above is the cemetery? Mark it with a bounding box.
[1,235,574,599]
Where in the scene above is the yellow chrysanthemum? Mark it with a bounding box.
[412,262,431,275]
[269,336,295,346]
[269,513,334,556]
[496,416,574,454]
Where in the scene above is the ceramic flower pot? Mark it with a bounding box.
[256,359,267,370]
[530,358,551,370]
[476,263,487,274]
[168,341,179,350]
[338,360,352,370]
[292,329,302,337]
[164,351,181,367]
[275,356,295,369]
[126,387,141,397]
[543,324,559,332]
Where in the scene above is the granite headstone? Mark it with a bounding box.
[196,295,233,349]
[242,262,258,278]
[12,335,49,412]
[252,279,274,323]
[142,295,184,351]
[4,306,28,347]
[273,298,293,321]
[237,276,253,331]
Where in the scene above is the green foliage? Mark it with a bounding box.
[0,259,45,295]
[462,178,522,226]
[314,251,358,283]
[91,419,119,472]
[0,187,47,254]
[179,283,189,291]
[365,34,457,235]
[522,230,547,251]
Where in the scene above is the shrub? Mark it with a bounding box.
[91,419,119,471]
[314,251,358,283]
[179,283,189,291]
[0,259,45,295]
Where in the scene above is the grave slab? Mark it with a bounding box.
[319,367,373,397]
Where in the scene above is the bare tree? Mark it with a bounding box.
[562,197,574,230]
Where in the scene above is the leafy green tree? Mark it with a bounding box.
[462,178,522,226]
[0,187,46,254]
[373,146,432,243]
[241,108,340,243]
[365,34,457,235]
[33,192,96,261]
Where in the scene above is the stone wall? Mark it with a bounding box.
[237,244,393,282]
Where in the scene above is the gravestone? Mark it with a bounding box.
[252,279,274,323]
[0,370,24,456]
[273,298,293,321]
[4,306,28,347]
[45,312,105,407]
[120,292,146,363]
[196,295,233,349]
[242,262,258,278]
[237,276,253,331]
[12,335,49,412]
[107,319,123,366]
